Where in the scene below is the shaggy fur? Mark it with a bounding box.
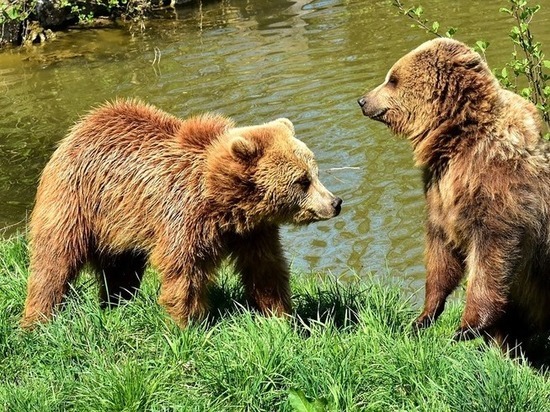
[22,100,342,328]
[359,38,550,352]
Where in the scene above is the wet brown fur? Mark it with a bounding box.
[359,38,550,352]
[22,100,341,328]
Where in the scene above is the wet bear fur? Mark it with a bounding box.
[359,38,550,354]
[23,100,341,328]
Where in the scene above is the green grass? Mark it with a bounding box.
[1,235,550,411]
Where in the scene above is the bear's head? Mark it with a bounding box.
[206,118,341,230]
[358,38,500,144]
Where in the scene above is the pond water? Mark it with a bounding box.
[1,0,550,299]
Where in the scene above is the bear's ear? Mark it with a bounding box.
[453,52,483,71]
[274,118,295,135]
[229,136,258,162]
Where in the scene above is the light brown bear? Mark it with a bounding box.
[22,100,342,328]
[358,38,550,353]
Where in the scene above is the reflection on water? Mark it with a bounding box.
[1,0,550,297]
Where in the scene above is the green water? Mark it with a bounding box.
[1,0,550,295]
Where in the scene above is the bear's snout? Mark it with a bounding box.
[332,197,342,216]
[293,180,342,224]
[313,190,342,220]
[358,92,388,122]
[358,93,376,118]
[358,96,370,117]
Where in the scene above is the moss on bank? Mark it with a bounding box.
[0,0,189,47]
[1,235,550,411]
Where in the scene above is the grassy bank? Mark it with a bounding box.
[1,236,550,411]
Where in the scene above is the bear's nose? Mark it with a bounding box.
[357,98,366,107]
[332,197,342,215]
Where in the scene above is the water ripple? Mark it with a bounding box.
[1,0,550,295]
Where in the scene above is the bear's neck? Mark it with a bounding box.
[414,118,498,186]
[412,92,500,182]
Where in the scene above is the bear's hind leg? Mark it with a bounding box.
[94,250,148,308]
[22,233,87,328]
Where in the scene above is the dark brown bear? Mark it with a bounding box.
[22,100,341,328]
[358,38,550,353]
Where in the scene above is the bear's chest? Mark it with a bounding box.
[426,172,473,250]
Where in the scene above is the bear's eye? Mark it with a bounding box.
[295,175,311,191]
[387,74,398,87]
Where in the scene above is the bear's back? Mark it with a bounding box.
[45,100,237,188]
[61,100,234,158]
[66,100,183,152]
[35,100,235,250]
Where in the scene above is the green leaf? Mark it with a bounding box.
[475,40,489,54]
[543,60,550,69]
[445,27,457,38]
[432,21,440,33]
[5,6,20,20]
[289,389,315,412]
[312,398,330,412]
[288,389,329,412]
[520,22,528,33]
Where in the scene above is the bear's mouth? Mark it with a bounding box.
[369,108,389,124]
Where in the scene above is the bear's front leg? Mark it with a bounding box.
[453,231,524,342]
[232,226,291,316]
[158,269,213,328]
[414,223,465,330]
[153,245,216,328]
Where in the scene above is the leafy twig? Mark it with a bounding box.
[391,0,457,38]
